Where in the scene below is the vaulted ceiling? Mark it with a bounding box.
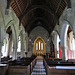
[9,0,71,35]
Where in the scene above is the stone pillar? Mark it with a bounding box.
[54,34,57,58]
[21,48,24,58]
[61,47,67,60]
[25,32,28,57]
[54,34,59,58]
[26,34,29,52]
[60,23,69,60]
[0,27,3,62]
[12,47,17,60]
[0,27,1,62]
[8,34,12,57]
[49,37,53,55]
[0,42,2,63]
[21,37,24,58]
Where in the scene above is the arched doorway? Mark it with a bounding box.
[33,36,46,56]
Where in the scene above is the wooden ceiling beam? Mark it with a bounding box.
[25,17,52,33]
[19,5,59,22]
[14,0,22,14]
[64,0,71,8]
[55,0,62,13]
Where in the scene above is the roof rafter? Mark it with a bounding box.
[25,17,52,33]
[55,0,62,13]
[19,5,59,22]
[14,0,22,14]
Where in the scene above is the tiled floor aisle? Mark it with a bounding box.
[31,59,46,75]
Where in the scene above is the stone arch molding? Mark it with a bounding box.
[60,21,72,60]
[59,7,75,60]
[6,20,17,48]
[59,8,74,48]
[59,8,73,36]
[59,8,75,60]
[29,26,50,53]
[6,19,14,30]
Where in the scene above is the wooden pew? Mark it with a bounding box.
[30,58,36,73]
[47,58,62,61]
[8,65,30,75]
[0,64,8,75]
[1,57,12,64]
[8,57,36,75]
[44,58,75,75]
[47,66,75,75]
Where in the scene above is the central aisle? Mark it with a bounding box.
[31,56,46,75]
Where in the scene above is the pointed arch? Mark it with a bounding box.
[33,36,46,55]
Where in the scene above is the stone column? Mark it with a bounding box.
[54,34,57,58]
[0,42,3,63]
[8,34,12,57]
[61,47,67,60]
[21,47,24,58]
[49,37,53,55]
[12,47,17,60]
[54,34,59,58]
[21,36,24,58]
[26,33,29,52]
[25,32,28,57]
[0,27,3,62]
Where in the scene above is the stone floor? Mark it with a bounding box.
[31,57,46,75]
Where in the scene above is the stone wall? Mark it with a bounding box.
[27,26,50,57]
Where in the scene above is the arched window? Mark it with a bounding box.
[17,36,21,52]
[36,43,38,50]
[1,38,8,57]
[35,40,44,51]
[39,41,41,50]
[1,42,6,57]
[33,36,46,55]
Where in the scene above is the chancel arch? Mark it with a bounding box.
[33,36,46,55]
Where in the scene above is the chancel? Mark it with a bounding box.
[1,0,75,75]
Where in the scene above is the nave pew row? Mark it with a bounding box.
[1,57,12,64]
[8,65,30,75]
[0,56,36,75]
[8,57,36,75]
[0,64,8,75]
[44,58,75,75]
